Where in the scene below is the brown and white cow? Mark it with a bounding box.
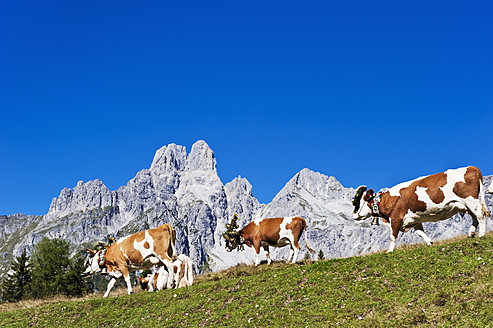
[139,266,169,292]
[83,223,177,297]
[224,217,315,266]
[139,254,193,291]
[352,166,491,252]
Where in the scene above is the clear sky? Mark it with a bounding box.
[1,1,492,216]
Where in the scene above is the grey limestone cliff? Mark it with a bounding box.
[1,141,492,276]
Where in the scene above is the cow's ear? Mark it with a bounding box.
[363,189,374,202]
[85,248,96,255]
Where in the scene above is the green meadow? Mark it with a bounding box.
[1,234,493,327]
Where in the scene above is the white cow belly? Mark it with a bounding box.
[401,205,464,230]
[261,238,291,248]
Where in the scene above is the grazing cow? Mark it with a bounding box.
[352,166,491,252]
[224,216,315,266]
[83,223,177,297]
[139,254,193,291]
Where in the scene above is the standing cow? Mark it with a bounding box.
[83,223,177,297]
[352,166,491,252]
[224,216,315,266]
[171,254,194,288]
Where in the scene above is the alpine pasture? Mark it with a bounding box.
[1,234,493,327]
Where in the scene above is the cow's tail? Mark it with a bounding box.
[302,219,316,254]
[164,224,177,261]
[170,226,178,260]
[480,181,491,218]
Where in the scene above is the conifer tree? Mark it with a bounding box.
[317,249,325,261]
[0,249,31,302]
[29,238,86,298]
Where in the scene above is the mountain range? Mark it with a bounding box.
[1,140,492,275]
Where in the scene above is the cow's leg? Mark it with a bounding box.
[464,199,486,238]
[467,215,479,238]
[254,242,261,266]
[287,247,294,263]
[291,246,300,263]
[263,245,272,265]
[413,223,433,246]
[104,277,118,298]
[291,238,301,263]
[388,220,400,252]
[124,275,133,295]
[119,268,133,295]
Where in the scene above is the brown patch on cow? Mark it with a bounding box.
[402,181,428,213]
[241,218,282,249]
[144,241,150,249]
[453,166,481,199]
[173,266,178,274]
[421,172,447,204]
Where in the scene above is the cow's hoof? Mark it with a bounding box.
[467,233,476,239]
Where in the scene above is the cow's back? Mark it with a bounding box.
[104,223,176,270]
[384,166,484,225]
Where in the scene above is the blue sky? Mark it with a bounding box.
[1,1,492,216]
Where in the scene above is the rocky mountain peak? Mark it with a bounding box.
[286,168,350,201]
[186,140,216,172]
[46,179,114,219]
[224,176,262,225]
[225,176,254,197]
[150,143,187,174]
[2,140,491,277]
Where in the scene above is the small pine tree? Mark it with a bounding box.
[0,249,31,302]
[318,249,325,261]
[303,252,311,260]
[29,238,86,298]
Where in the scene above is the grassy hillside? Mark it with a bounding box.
[1,235,493,327]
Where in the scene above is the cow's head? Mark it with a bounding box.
[223,214,244,252]
[224,233,243,252]
[82,248,102,277]
[352,185,373,220]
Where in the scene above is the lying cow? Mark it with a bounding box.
[224,216,315,266]
[352,166,491,252]
[139,254,193,291]
[83,223,177,297]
